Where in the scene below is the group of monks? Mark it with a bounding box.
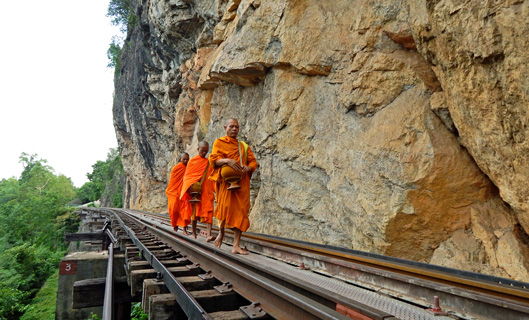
[165,118,258,255]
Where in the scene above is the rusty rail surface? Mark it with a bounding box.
[92,208,529,320]
[111,208,353,320]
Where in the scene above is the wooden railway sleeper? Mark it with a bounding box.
[118,213,272,319]
[114,209,353,320]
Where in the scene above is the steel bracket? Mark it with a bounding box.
[177,256,188,263]
[240,302,267,319]
[214,282,233,293]
[186,263,200,270]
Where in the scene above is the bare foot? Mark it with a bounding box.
[214,229,224,248]
[232,246,249,255]
[182,227,190,236]
[205,235,215,242]
[173,226,178,232]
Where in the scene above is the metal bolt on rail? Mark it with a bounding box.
[240,302,267,319]
[427,295,448,316]
[214,282,233,293]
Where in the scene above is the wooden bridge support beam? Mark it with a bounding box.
[148,293,186,320]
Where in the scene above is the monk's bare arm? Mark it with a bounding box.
[210,140,241,170]
[215,158,243,171]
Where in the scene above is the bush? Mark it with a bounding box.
[131,302,148,320]
[20,271,59,320]
[0,286,28,319]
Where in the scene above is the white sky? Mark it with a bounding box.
[0,1,121,187]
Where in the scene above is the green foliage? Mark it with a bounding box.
[20,271,59,320]
[56,209,82,236]
[107,36,123,69]
[1,245,59,293]
[0,153,78,319]
[131,302,148,320]
[0,286,28,319]
[18,153,52,184]
[113,192,123,208]
[107,0,137,33]
[76,148,124,208]
[76,180,97,204]
[106,0,137,71]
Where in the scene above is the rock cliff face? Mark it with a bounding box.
[113,0,529,280]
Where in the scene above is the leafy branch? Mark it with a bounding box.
[106,0,138,71]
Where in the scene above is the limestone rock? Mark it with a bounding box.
[410,0,529,233]
[113,0,529,279]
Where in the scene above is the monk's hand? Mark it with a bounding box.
[242,165,252,174]
[226,158,243,171]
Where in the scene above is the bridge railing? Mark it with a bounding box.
[102,220,118,320]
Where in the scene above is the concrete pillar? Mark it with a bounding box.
[55,251,126,320]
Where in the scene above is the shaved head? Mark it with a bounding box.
[224,118,240,138]
[180,152,190,165]
[225,118,238,126]
[197,141,209,158]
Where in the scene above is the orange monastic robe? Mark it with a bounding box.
[166,162,187,228]
[180,155,215,224]
[208,136,258,232]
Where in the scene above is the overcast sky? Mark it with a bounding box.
[0,1,121,187]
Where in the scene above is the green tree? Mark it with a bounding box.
[0,153,79,319]
[106,0,137,71]
[107,36,123,69]
[107,0,137,33]
[77,148,124,208]
[76,181,98,203]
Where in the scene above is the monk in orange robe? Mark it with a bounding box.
[209,118,258,254]
[180,141,215,240]
[166,152,190,233]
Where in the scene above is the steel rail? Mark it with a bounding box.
[102,243,114,320]
[136,210,529,297]
[243,235,529,318]
[130,211,398,319]
[113,211,212,320]
[116,209,352,320]
[105,227,117,245]
[127,209,529,319]
[252,235,529,294]
[101,217,120,320]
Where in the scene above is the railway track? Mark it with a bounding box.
[92,208,529,320]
